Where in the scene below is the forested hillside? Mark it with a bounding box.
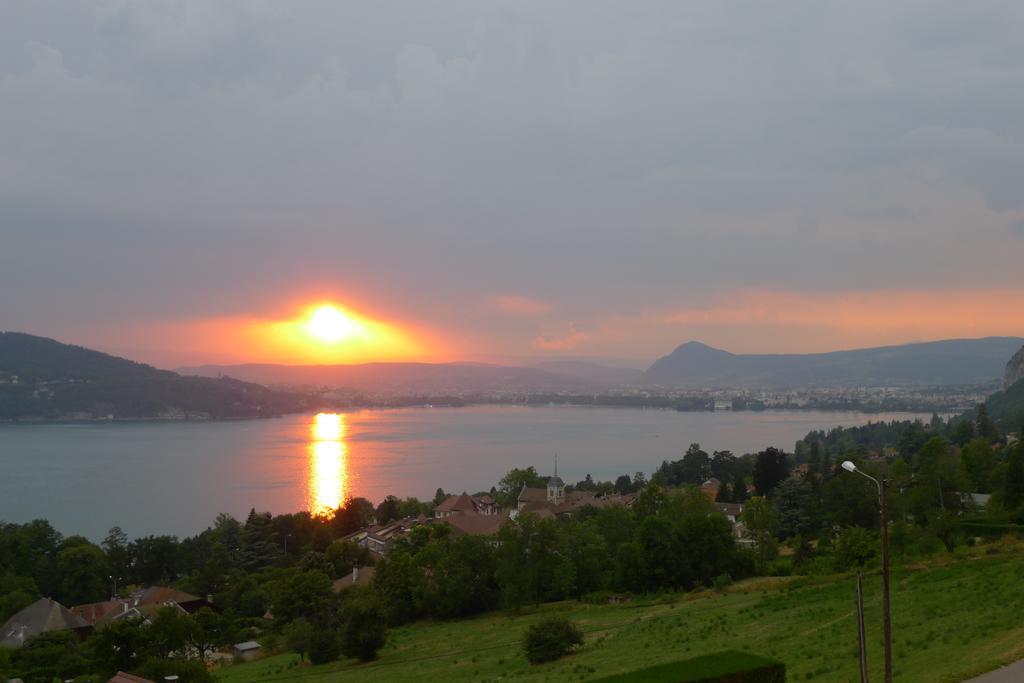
[0,332,317,420]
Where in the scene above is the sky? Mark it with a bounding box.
[2,1,1024,368]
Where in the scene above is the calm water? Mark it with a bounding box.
[0,406,931,540]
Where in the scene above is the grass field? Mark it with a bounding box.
[215,542,1024,682]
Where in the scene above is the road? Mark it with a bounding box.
[967,660,1024,682]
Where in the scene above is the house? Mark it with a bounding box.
[332,565,376,592]
[71,586,209,629]
[516,469,636,519]
[233,640,262,662]
[446,511,509,537]
[700,478,721,501]
[715,502,743,524]
[434,493,502,518]
[0,597,91,649]
[108,672,154,683]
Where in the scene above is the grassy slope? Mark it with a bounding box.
[217,544,1024,683]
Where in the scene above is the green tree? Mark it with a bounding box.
[835,527,877,569]
[752,447,790,497]
[272,569,335,626]
[339,593,387,662]
[57,541,110,604]
[376,495,401,524]
[522,616,583,664]
[962,437,998,493]
[773,478,814,539]
[11,630,85,682]
[742,496,780,572]
[497,467,545,508]
[285,617,314,662]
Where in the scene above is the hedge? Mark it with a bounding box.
[592,650,785,682]
[957,521,1024,538]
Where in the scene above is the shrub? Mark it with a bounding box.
[522,616,584,665]
[135,658,215,683]
[308,629,341,665]
[713,573,733,591]
[340,593,388,662]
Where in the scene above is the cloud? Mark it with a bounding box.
[533,324,589,351]
[490,295,552,316]
[4,2,1024,361]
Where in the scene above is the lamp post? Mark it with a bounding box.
[842,460,892,683]
[108,575,118,600]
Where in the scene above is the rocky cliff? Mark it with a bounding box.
[1007,345,1024,389]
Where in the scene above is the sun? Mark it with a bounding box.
[306,304,366,343]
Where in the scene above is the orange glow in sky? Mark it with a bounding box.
[305,305,367,343]
[308,412,348,516]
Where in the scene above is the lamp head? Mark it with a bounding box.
[841,460,857,473]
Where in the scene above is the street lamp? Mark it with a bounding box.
[842,460,892,683]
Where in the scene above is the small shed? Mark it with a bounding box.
[233,640,262,662]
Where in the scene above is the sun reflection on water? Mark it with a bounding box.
[308,413,348,516]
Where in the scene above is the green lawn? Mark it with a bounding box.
[216,543,1024,682]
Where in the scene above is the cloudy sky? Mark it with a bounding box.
[2,1,1024,367]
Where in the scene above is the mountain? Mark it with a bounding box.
[1005,345,1024,389]
[643,337,1024,389]
[532,361,644,386]
[176,362,599,394]
[0,332,317,420]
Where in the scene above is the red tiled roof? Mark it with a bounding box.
[71,600,126,626]
[518,486,548,503]
[133,586,203,607]
[332,566,376,592]
[446,512,509,536]
[109,672,154,683]
[435,493,475,513]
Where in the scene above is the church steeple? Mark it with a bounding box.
[547,454,565,503]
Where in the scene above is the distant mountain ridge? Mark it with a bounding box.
[643,337,1024,389]
[0,332,315,420]
[176,361,607,394]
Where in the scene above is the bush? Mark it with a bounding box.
[135,658,215,683]
[308,629,341,665]
[592,649,784,682]
[522,616,584,665]
[340,593,387,662]
[713,573,733,591]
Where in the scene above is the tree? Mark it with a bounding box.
[497,467,546,507]
[272,569,335,626]
[835,527,877,569]
[11,630,84,683]
[715,481,732,503]
[340,593,387,662]
[773,478,814,539]
[309,628,342,665]
[711,450,739,483]
[285,618,314,662]
[56,541,110,604]
[976,403,999,442]
[131,535,180,584]
[522,617,583,664]
[962,438,998,493]
[376,495,401,524]
[732,475,749,503]
[679,443,711,485]
[102,526,132,589]
[614,474,632,495]
[742,496,779,572]
[997,444,1024,513]
[187,607,234,662]
[433,488,447,506]
[911,437,968,522]
[149,606,189,658]
[752,448,790,497]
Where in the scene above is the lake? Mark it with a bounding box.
[0,406,932,540]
